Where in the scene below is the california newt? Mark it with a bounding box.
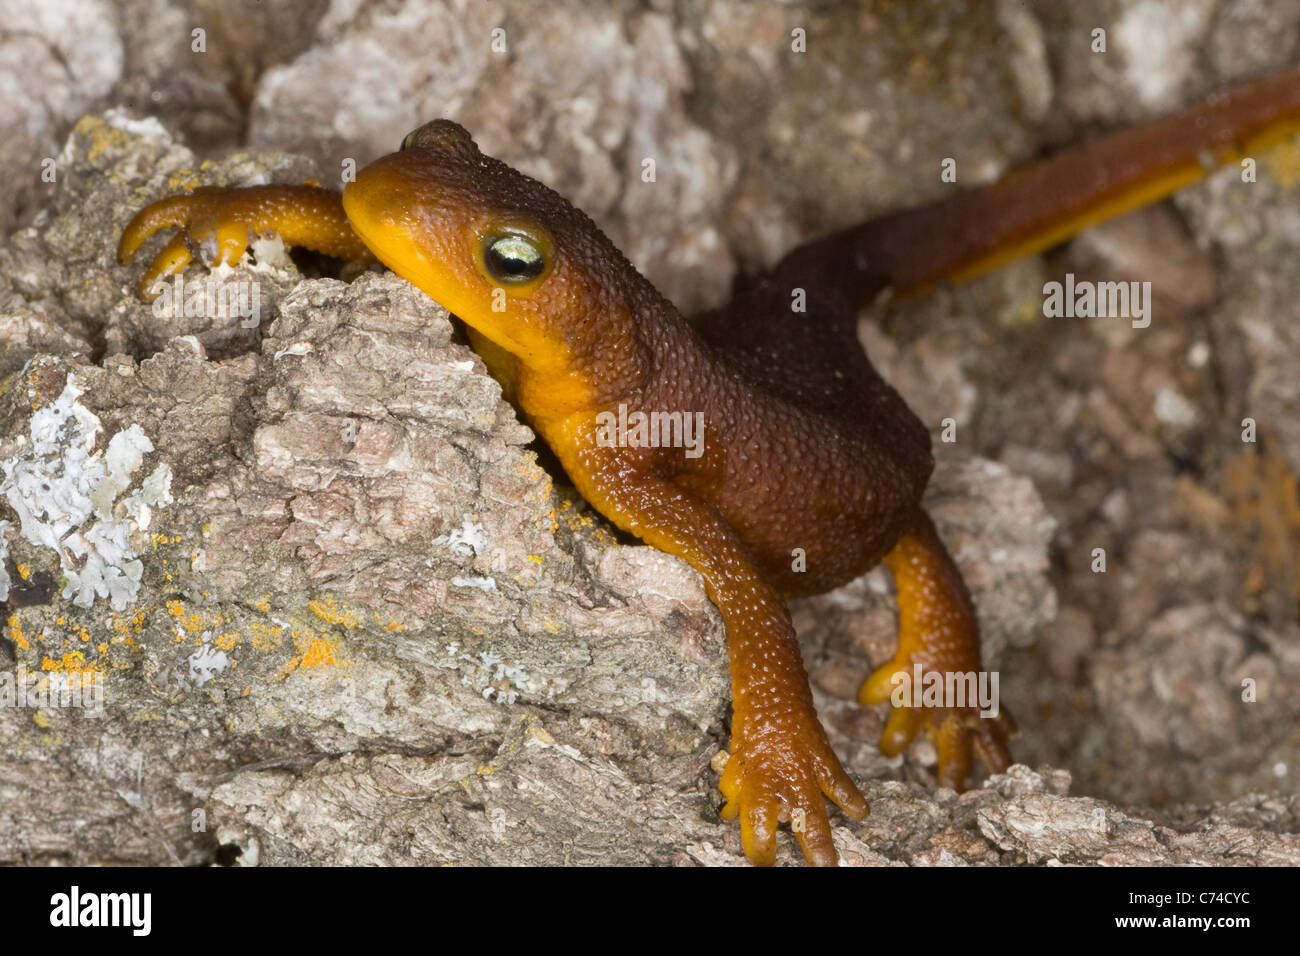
[118,63,1300,865]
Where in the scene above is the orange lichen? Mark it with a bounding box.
[213,631,241,651]
[38,653,102,688]
[298,635,337,669]
[166,171,201,191]
[8,615,27,651]
[310,598,359,628]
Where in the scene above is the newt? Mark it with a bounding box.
[118,63,1300,865]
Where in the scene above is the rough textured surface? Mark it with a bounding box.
[2,0,1299,865]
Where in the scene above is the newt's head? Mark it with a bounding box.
[344,120,641,377]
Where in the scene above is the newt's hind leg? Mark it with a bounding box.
[860,509,1015,789]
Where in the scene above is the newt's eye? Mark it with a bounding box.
[482,231,548,284]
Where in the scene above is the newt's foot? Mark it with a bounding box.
[859,658,1016,790]
[118,187,256,299]
[117,184,371,300]
[718,714,868,866]
[868,508,1017,790]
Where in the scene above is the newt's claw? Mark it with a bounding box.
[719,716,868,866]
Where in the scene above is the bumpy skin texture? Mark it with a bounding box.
[116,64,1300,865]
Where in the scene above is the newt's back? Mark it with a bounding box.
[674,264,934,594]
[691,262,930,455]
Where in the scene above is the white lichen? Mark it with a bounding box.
[0,375,173,611]
[477,649,527,704]
[452,575,495,592]
[103,110,169,139]
[444,645,528,705]
[435,514,488,557]
[0,520,10,601]
[188,639,230,686]
[273,341,315,360]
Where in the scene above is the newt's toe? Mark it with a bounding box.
[862,658,1016,790]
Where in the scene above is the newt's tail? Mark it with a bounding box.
[778,62,1300,301]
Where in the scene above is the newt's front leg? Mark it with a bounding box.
[117,184,375,298]
[565,453,868,865]
[860,509,1015,788]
